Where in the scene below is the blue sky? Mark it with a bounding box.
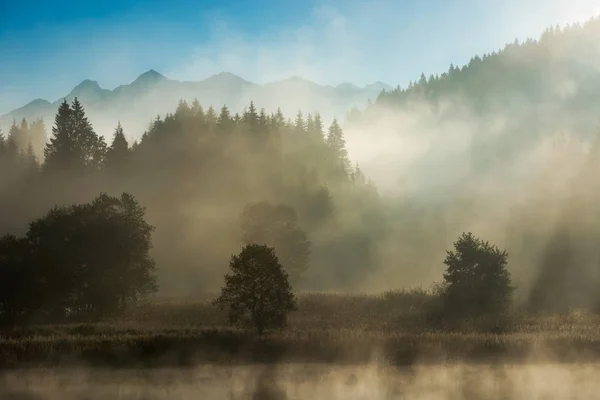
[1,0,599,114]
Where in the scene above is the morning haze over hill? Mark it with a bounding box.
[0,70,390,138]
[2,0,600,398]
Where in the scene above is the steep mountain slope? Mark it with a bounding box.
[0,71,390,139]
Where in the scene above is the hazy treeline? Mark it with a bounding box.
[3,18,600,316]
[0,97,385,297]
[343,16,600,313]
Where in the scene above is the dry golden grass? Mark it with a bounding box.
[2,291,600,369]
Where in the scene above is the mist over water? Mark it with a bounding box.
[1,363,599,399]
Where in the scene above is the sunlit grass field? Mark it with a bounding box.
[2,291,600,369]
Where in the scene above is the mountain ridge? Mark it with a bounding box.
[1,70,391,136]
[5,70,390,112]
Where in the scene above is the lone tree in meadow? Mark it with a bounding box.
[440,232,514,328]
[213,244,297,334]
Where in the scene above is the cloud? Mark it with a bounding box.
[163,0,599,98]
[166,4,368,87]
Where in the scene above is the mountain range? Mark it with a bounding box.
[0,70,391,139]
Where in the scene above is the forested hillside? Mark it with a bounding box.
[3,18,600,314]
[367,18,600,128]
[0,98,386,295]
[348,18,600,178]
[342,17,600,312]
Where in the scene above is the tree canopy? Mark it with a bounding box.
[440,232,514,328]
[0,192,156,325]
[213,244,297,334]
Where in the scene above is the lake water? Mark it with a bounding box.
[1,363,599,399]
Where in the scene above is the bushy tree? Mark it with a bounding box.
[0,193,156,324]
[214,244,297,334]
[440,232,514,328]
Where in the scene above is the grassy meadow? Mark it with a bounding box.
[2,291,600,369]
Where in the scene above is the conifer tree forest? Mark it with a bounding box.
[3,18,600,332]
[0,96,384,304]
[6,13,600,384]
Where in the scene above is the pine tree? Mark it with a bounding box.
[326,118,351,174]
[217,105,234,135]
[71,97,106,170]
[175,99,191,117]
[294,111,305,134]
[313,113,324,139]
[205,106,217,127]
[271,108,285,129]
[258,108,268,128]
[44,99,75,172]
[306,113,315,135]
[350,162,366,185]
[17,118,30,151]
[191,98,204,117]
[244,101,259,126]
[22,143,40,179]
[29,118,47,159]
[8,120,21,150]
[105,122,129,173]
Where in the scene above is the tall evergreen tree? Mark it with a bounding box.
[105,122,130,173]
[71,97,106,170]
[294,111,305,134]
[306,113,315,135]
[22,144,40,180]
[29,118,47,159]
[313,113,324,139]
[17,118,30,151]
[205,106,217,127]
[8,120,22,151]
[175,99,191,117]
[258,108,268,128]
[191,98,204,117]
[217,105,234,135]
[44,99,75,172]
[272,107,285,128]
[243,101,259,130]
[326,118,351,174]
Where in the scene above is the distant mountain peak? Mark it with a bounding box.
[131,69,168,85]
[67,79,104,100]
[73,79,101,91]
[203,72,251,85]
